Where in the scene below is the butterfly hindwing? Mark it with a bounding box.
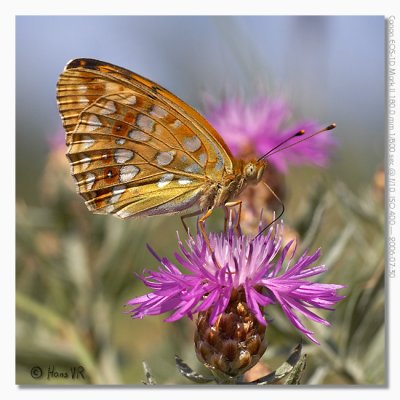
[68,92,208,217]
[56,59,235,218]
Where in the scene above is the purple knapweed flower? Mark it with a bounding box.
[205,96,336,172]
[127,223,345,345]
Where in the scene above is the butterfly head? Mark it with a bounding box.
[243,160,266,184]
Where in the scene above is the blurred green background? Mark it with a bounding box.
[16,16,385,385]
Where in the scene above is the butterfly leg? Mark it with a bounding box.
[224,200,242,234]
[198,208,224,269]
[198,208,214,253]
[223,206,230,233]
[180,209,202,234]
[182,208,215,254]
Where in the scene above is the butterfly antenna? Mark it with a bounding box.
[254,182,285,239]
[257,130,305,162]
[257,123,336,162]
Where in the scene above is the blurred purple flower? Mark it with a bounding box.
[47,129,65,151]
[205,96,336,172]
[127,223,345,344]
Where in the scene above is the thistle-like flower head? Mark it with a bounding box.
[127,223,344,345]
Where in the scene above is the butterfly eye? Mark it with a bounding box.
[245,163,256,178]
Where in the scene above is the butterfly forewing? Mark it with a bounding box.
[56,59,235,218]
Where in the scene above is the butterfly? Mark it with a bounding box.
[56,58,335,247]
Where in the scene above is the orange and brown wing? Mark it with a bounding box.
[56,58,234,218]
